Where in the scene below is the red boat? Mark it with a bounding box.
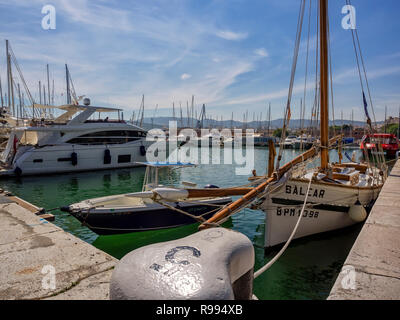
[360,133,399,158]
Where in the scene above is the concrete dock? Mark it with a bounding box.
[328,159,400,299]
[0,193,117,300]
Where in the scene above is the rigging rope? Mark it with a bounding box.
[253,173,314,279]
[301,0,312,144]
[276,0,306,171]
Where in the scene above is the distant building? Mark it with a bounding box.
[387,116,400,125]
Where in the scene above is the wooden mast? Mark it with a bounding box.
[319,0,329,170]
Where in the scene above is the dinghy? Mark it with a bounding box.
[61,162,232,235]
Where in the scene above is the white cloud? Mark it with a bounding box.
[181,73,192,80]
[254,48,269,57]
[216,30,248,41]
[58,0,133,31]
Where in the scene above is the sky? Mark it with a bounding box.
[0,0,399,122]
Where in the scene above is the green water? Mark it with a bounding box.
[0,147,366,299]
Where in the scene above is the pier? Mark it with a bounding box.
[0,193,117,300]
[328,159,400,299]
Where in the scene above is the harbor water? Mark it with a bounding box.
[0,146,367,299]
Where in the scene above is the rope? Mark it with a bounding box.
[301,0,312,141]
[253,173,314,279]
[276,0,306,169]
[153,201,204,222]
[152,194,214,223]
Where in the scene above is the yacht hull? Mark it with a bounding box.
[3,140,164,176]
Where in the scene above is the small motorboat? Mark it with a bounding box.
[360,133,399,158]
[61,162,232,235]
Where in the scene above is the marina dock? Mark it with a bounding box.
[328,158,400,300]
[0,193,117,300]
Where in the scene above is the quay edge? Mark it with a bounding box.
[328,158,400,300]
[0,193,117,300]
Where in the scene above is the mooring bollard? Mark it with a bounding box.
[110,228,254,300]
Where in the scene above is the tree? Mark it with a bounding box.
[386,123,399,136]
[273,128,289,138]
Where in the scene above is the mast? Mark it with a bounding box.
[66,64,71,104]
[6,40,10,111]
[179,102,183,128]
[268,102,271,136]
[39,81,42,104]
[139,94,144,127]
[191,95,194,128]
[384,105,387,133]
[186,101,189,127]
[43,84,46,106]
[319,0,329,170]
[47,64,50,106]
[17,83,22,122]
[351,109,354,138]
[398,105,400,141]
[0,75,3,107]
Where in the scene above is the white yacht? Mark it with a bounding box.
[293,134,314,150]
[0,100,160,176]
[282,135,297,149]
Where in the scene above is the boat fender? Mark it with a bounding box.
[348,200,367,222]
[104,149,112,164]
[204,184,219,188]
[71,152,78,166]
[14,166,22,176]
[110,228,255,299]
[140,145,146,156]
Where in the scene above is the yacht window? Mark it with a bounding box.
[66,130,146,145]
[33,159,43,163]
[118,155,131,163]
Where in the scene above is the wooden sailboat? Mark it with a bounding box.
[146,0,387,250]
[197,0,386,249]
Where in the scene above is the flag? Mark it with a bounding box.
[344,151,352,162]
[363,91,370,120]
[363,91,373,127]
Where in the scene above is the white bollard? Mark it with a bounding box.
[110,228,254,300]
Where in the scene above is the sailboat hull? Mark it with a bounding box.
[261,179,380,248]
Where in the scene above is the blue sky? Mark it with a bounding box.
[0,0,399,122]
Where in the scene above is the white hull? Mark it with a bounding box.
[261,178,381,248]
[3,140,157,176]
